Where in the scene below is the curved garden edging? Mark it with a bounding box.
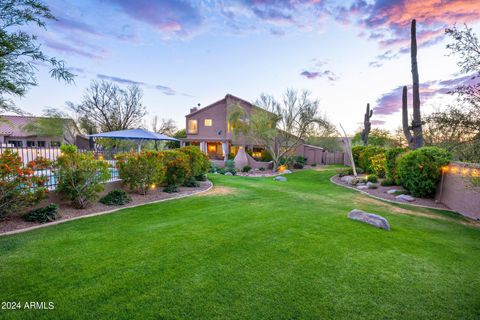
[329,175,458,213]
[0,181,213,237]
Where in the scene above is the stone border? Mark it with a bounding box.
[329,175,458,213]
[0,181,213,237]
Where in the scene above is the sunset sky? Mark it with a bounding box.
[11,0,480,134]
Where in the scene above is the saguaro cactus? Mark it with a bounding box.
[402,19,424,149]
[361,103,373,146]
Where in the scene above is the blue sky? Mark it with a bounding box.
[11,0,480,134]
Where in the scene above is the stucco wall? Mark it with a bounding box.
[186,100,227,140]
[436,162,480,220]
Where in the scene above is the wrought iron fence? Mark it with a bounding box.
[0,146,122,190]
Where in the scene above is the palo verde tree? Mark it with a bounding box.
[361,103,373,145]
[0,0,74,111]
[402,19,424,149]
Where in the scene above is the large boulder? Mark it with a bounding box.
[224,172,233,176]
[340,176,357,185]
[348,209,390,231]
[274,176,287,182]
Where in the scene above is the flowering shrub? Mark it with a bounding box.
[56,145,110,209]
[385,147,408,184]
[370,153,386,178]
[179,146,210,181]
[397,147,452,197]
[162,150,190,192]
[0,149,50,219]
[116,151,165,195]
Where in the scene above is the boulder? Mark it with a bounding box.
[283,170,292,174]
[348,209,390,231]
[357,185,368,190]
[224,172,233,176]
[386,189,399,194]
[367,182,378,189]
[396,194,415,202]
[341,176,357,185]
[274,176,287,181]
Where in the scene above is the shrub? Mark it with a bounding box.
[260,150,273,162]
[163,184,179,193]
[381,179,395,186]
[242,165,252,173]
[99,189,132,206]
[209,163,218,173]
[352,146,366,168]
[367,174,378,183]
[358,146,386,173]
[183,176,200,187]
[311,163,317,167]
[337,167,363,177]
[225,159,236,175]
[385,147,408,184]
[179,146,210,181]
[293,156,306,169]
[259,167,266,171]
[56,145,110,209]
[0,149,50,219]
[370,153,386,178]
[162,150,190,189]
[397,147,452,197]
[23,204,59,223]
[116,151,165,195]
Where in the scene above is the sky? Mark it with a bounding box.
[10,0,480,135]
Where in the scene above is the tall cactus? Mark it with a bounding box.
[402,19,424,149]
[361,103,373,146]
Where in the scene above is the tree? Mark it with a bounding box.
[69,80,147,133]
[352,128,400,148]
[150,116,177,150]
[230,89,327,170]
[22,108,79,144]
[0,0,74,105]
[305,118,342,151]
[165,128,186,149]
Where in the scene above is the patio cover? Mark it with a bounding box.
[89,128,179,151]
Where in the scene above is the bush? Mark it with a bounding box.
[56,145,110,209]
[397,147,452,197]
[179,146,210,181]
[209,163,218,173]
[337,167,363,177]
[259,167,266,171]
[260,150,273,162]
[116,151,165,195]
[311,163,317,167]
[0,149,50,219]
[370,153,386,178]
[367,174,378,183]
[23,203,59,223]
[162,150,190,189]
[385,147,408,184]
[99,189,132,206]
[381,179,395,186]
[242,165,252,173]
[163,184,178,193]
[352,146,367,168]
[183,176,200,187]
[358,146,386,174]
[225,159,236,175]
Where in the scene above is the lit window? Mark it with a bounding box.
[204,119,212,126]
[207,144,216,152]
[188,119,198,134]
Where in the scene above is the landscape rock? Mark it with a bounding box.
[283,170,293,174]
[367,182,378,189]
[357,185,368,190]
[274,176,287,181]
[348,209,390,231]
[386,189,399,194]
[224,172,233,176]
[340,176,357,185]
[396,194,415,202]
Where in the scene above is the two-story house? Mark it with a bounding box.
[182,94,326,167]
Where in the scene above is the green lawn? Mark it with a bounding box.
[1,167,479,319]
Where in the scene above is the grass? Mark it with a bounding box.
[1,167,479,319]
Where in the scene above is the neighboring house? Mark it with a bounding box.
[0,115,89,148]
[182,94,326,166]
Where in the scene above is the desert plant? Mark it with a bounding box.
[242,165,252,173]
[361,103,373,145]
[397,147,452,197]
[162,150,190,190]
[385,147,408,184]
[23,203,59,223]
[0,149,50,219]
[56,145,110,209]
[99,189,132,206]
[116,151,165,195]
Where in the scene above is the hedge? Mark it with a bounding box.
[385,147,408,184]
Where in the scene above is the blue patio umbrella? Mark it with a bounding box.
[89,128,179,151]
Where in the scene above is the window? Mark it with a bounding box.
[188,119,198,134]
[50,141,61,147]
[204,119,212,126]
[37,141,46,148]
[27,141,36,147]
[8,140,23,147]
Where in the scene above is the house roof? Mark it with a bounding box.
[186,94,273,118]
[0,115,73,138]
